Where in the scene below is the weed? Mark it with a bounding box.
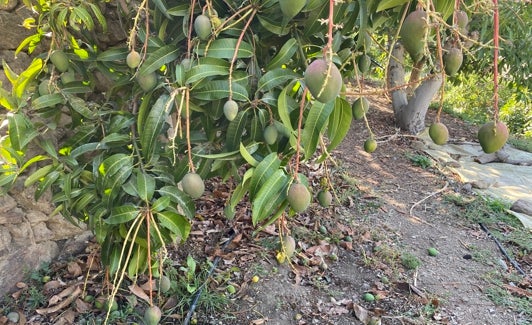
[406,153,432,169]
[401,253,421,270]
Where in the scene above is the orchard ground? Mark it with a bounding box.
[1,88,531,325]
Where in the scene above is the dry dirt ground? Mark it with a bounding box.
[1,93,530,325]
[197,95,531,325]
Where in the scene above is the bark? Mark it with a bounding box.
[388,43,443,134]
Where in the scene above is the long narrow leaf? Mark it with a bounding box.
[251,169,288,225]
[140,94,172,162]
[302,100,334,160]
[249,153,281,200]
[138,45,179,75]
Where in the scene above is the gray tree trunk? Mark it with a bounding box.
[388,43,443,134]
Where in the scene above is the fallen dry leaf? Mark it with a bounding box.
[67,261,83,277]
[36,286,81,315]
[75,298,92,313]
[129,284,151,303]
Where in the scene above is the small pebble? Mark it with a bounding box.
[7,311,19,323]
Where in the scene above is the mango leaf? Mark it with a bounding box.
[152,0,171,18]
[277,84,296,132]
[19,155,50,174]
[8,113,39,151]
[249,153,281,200]
[376,0,410,12]
[35,170,60,200]
[137,172,155,201]
[97,47,129,61]
[156,211,191,242]
[257,68,300,93]
[266,38,298,70]
[103,166,133,206]
[138,45,179,75]
[14,58,43,99]
[185,63,229,84]
[257,14,290,36]
[99,153,133,178]
[327,98,352,152]
[204,38,253,59]
[70,142,109,159]
[24,164,55,187]
[240,142,259,167]
[32,94,65,110]
[230,168,254,208]
[251,169,289,225]
[151,196,171,212]
[302,100,334,160]
[74,190,98,211]
[127,245,147,278]
[157,186,195,219]
[140,94,172,162]
[106,205,139,224]
[67,95,97,119]
[224,110,248,151]
[193,80,249,101]
[0,173,17,188]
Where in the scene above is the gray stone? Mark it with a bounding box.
[0,194,16,212]
[26,210,49,224]
[0,207,25,224]
[46,214,85,240]
[0,11,33,50]
[0,50,31,74]
[0,241,59,294]
[0,227,12,252]
[6,221,32,245]
[32,221,53,242]
[0,0,18,12]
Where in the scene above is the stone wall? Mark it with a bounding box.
[0,1,87,294]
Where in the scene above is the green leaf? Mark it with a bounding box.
[230,168,254,208]
[239,142,259,167]
[139,94,172,162]
[24,164,55,187]
[224,110,248,152]
[72,6,94,30]
[35,170,60,200]
[257,14,290,36]
[70,142,109,159]
[97,47,129,61]
[19,155,50,174]
[0,173,17,188]
[137,45,179,75]
[74,190,97,211]
[67,95,96,119]
[152,0,171,18]
[8,113,39,151]
[158,186,195,219]
[257,68,300,93]
[156,211,191,242]
[185,63,229,84]
[137,172,155,201]
[251,169,289,225]
[87,3,107,31]
[14,58,43,99]
[99,153,133,178]
[151,196,171,212]
[204,38,253,59]
[327,98,352,152]
[266,38,298,70]
[302,100,334,160]
[106,205,139,224]
[376,0,410,12]
[32,94,65,110]
[277,83,296,132]
[193,80,249,101]
[249,153,281,200]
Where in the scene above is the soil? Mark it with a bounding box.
[2,91,530,325]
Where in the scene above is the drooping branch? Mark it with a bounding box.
[387,43,443,134]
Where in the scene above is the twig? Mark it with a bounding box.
[478,223,527,277]
[409,182,449,216]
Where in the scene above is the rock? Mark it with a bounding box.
[0,194,16,213]
[511,199,532,215]
[0,10,33,50]
[0,241,59,294]
[0,0,18,11]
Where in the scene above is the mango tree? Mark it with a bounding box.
[0,0,505,285]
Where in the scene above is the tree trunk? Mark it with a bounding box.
[388,43,443,134]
